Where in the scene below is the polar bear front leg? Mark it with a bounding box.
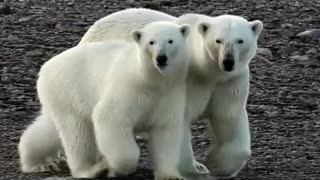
[52,112,107,178]
[149,95,187,180]
[92,98,140,177]
[206,73,251,178]
[150,124,186,180]
[179,126,210,177]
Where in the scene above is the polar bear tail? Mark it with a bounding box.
[18,112,64,173]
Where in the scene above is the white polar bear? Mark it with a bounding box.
[79,8,264,178]
[20,21,193,179]
[19,8,263,178]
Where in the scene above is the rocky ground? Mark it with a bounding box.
[0,0,319,180]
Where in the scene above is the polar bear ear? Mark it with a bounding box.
[250,20,263,37]
[179,24,190,37]
[132,30,143,43]
[198,22,210,36]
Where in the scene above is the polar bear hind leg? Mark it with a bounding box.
[18,112,64,173]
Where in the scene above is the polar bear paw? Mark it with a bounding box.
[193,161,210,174]
[57,149,66,161]
[22,158,64,173]
[73,159,109,178]
[155,176,186,180]
[107,170,118,178]
[181,160,210,176]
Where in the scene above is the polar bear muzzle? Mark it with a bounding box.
[156,55,168,68]
[222,53,235,72]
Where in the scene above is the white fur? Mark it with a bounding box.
[19,21,191,180]
[19,8,264,178]
[18,111,64,173]
[78,8,263,178]
[79,8,176,44]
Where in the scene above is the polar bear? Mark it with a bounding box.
[78,8,264,178]
[19,21,193,179]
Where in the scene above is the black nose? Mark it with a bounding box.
[222,56,235,72]
[156,55,168,67]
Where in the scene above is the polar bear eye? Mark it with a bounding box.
[215,39,222,44]
[168,39,173,44]
[237,39,244,44]
[149,41,155,45]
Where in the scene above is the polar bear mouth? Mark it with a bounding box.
[156,63,168,68]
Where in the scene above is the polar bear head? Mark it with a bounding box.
[132,21,190,76]
[198,15,263,73]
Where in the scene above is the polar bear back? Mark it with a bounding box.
[40,41,134,84]
[38,41,137,112]
[79,8,177,44]
[78,9,210,76]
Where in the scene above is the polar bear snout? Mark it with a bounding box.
[222,53,235,72]
[156,55,168,67]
